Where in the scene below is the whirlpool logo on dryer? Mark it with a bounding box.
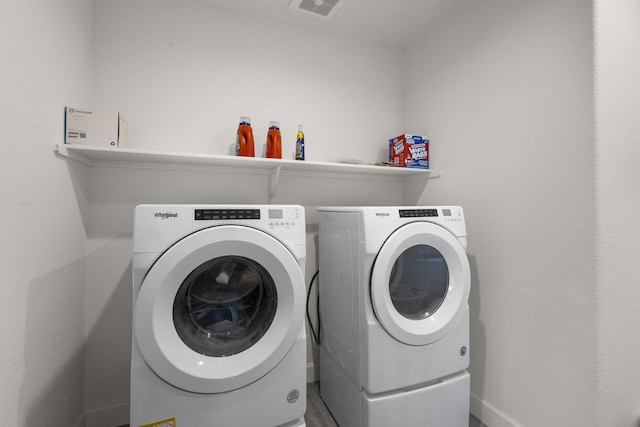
[154,212,178,219]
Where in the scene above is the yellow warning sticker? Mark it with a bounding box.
[139,417,176,427]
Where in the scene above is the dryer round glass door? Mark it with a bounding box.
[389,244,448,320]
[134,225,305,394]
[370,222,470,346]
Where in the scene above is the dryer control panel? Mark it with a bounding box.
[399,207,464,222]
[398,208,462,218]
[399,208,439,218]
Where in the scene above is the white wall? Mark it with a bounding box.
[91,0,404,163]
[0,0,92,426]
[594,1,640,425]
[85,0,405,422]
[4,1,634,426]
[405,1,597,426]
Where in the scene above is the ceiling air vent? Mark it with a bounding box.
[289,0,346,19]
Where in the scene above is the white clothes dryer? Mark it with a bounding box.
[131,205,307,427]
[318,206,471,427]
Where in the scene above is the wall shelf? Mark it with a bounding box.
[53,144,438,203]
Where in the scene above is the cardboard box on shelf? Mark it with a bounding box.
[64,107,128,148]
[389,134,429,169]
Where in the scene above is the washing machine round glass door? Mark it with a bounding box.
[134,225,305,394]
[370,222,470,346]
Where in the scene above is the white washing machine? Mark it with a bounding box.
[131,204,307,427]
[318,206,471,427]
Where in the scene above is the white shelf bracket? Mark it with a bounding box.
[269,165,282,203]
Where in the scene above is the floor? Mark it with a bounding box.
[122,382,487,427]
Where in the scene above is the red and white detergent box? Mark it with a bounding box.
[389,134,429,169]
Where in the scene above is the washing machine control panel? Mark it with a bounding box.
[193,207,302,229]
[267,207,302,228]
[195,209,261,220]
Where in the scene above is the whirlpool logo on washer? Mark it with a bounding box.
[154,212,178,220]
[375,212,390,217]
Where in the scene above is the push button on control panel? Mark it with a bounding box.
[269,220,297,228]
[268,208,300,228]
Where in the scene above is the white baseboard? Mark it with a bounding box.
[85,401,129,427]
[470,392,523,427]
